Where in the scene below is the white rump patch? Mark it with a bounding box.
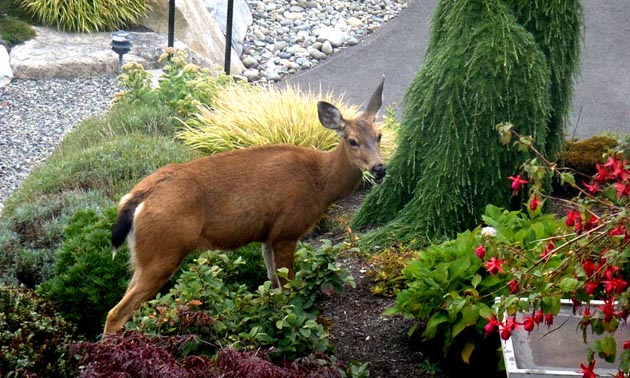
[134,202,145,219]
[119,193,133,208]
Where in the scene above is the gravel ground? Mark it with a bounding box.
[0,76,119,214]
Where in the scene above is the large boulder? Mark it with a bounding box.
[204,0,253,56]
[138,0,245,74]
[0,45,12,87]
[9,27,202,80]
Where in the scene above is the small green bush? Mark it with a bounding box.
[17,0,149,32]
[2,134,198,214]
[0,190,111,286]
[0,286,77,378]
[116,49,235,117]
[37,208,131,338]
[365,246,418,297]
[129,240,354,360]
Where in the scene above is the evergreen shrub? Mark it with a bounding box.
[37,208,131,338]
[0,286,77,378]
[0,190,110,287]
[353,0,551,242]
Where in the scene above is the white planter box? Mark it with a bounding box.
[501,299,628,377]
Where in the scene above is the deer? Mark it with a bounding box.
[103,78,387,335]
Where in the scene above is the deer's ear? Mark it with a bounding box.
[317,101,346,133]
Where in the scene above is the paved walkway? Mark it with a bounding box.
[282,0,630,140]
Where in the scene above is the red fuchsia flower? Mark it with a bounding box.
[499,316,518,340]
[614,181,630,198]
[508,279,519,294]
[610,224,627,237]
[540,241,555,261]
[579,307,593,330]
[522,315,536,333]
[584,281,599,295]
[545,313,554,326]
[623,340,630,350]
[509,175,529,192]
[484,257,505,275]
[529,196,541,211]
[566,209,581,227]
[534,310,544,324]
[578,360,596,378]
[583,180,601,193]
[583,214,599,232]
[602,267,628,294]
[597,299,618,323]
[582,260,596,278]
[484,315,500,337]
[604,156,629,181]
[475,245,486,259]
[614,370,625,378]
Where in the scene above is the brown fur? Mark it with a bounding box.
[103,78,386,334]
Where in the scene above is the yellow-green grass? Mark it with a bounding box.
[176,84,397,161]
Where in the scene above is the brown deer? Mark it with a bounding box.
[103,78,387,334]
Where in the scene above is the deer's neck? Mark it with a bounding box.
[319,143,363,206]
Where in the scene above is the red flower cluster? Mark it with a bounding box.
[592,156,630,198]
[484,309,553,340]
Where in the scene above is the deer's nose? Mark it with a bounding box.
[371,164,387,181]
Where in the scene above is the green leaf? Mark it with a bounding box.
[558,277,580,292]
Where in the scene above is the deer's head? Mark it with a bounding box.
[317,77,387,183]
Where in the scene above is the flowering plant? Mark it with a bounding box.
[387,124,629,374]
[487,124,630,376]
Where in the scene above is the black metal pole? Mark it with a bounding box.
[224,0,234,75]
[168,0,175,48]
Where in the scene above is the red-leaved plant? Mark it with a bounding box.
[489,124,630,376]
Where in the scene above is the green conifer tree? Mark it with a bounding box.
[510,0,584,160]
[353,0,552,242]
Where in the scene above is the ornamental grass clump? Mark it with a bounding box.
[17,0,149,32]
[176,84,397,161]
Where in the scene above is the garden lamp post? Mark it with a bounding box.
[111,30,133,72]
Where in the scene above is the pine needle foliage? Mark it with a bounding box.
[510,0,584,160]
[353,0,551,241]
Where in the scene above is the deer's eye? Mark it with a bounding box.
[348,139,360,148]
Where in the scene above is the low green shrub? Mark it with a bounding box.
[365,245,418,297]
[2,134,197,214]
[0,286,77,378]
[0,190,111,286]
[128,240,355,360]
[56,100,180,157]
[37,208,131,338]
[17,0,149,32]
[116,49,235,118]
